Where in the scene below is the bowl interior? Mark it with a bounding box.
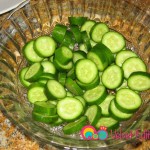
[0,0,150,149]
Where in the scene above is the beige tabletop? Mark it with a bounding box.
[0,0,150,149]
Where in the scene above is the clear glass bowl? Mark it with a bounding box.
[0,0,149,149]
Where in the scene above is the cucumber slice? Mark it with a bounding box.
[66,91,73,97]
[34,36,56,57]
[87,43,109,71]
[70,25,82,43]
[67,67,76,80]
[23,40,43,63]
[65,78,84,96]
[46,79,67,99]
[116,50,137,67]
[75,96,86,108]
[99,95,115,116]
[122,57,147,78]
[25,62,43,82]
[116,80,128,91]
[32,112,58,123]
[57,97,83,121]
[75,59,98,84]
[81,20,96,36]
[90,40,97,47]
[102,31,125,53]
[85,105,101,126]
[73,51,86,64]
[95,117,119,130]
[41,61,56,74]
[90,23,109,43]
[115,88,142,113]
[76,74,100,90]
[128,72,150,91]
[83,85,107,105]
[19,67,31,88]
[51,24,67,43]
[102,65,123,89]
[81,31,91,50]
[109,100,133,121]
[38,73,56,80]
[79,43,88,53]
[63,116,87,134]
[55,46,73,65]
[53,59,73,72]
[33,101,56,115]
[52,117,64,126]
[27,83,48,103]
[58,72,66,86]
[68,17,87,26]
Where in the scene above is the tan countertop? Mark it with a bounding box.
[0,0,150,149]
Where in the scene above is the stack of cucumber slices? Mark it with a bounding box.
[19,17,150,135]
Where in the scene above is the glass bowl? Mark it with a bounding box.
[0,0,149,149]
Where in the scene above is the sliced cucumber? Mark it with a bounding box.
[109,99,133,121]
[102,31,125,53]
[32,112,58,123]
[67,67,76,80]
[90,23,109,43]
[76,74,100,90]
[55,46,73,65]
[75,59,98,84]
[85,105,101,126]
[19,67,31,88]
[52,117,64,126]
[83,85,107,105]
[68,17,87,26]
[65,78,84,96]
[57,97,83,121]
[23,40,43,63]
[99,95,115,117]
[115,88,142,113]
[87,43,109,71]
[102,65,123,89]
[81,20,96,36]
[63,116,87,134]
[25,62,43,82]
[116,50,137,67]
[75,96,86,108]
[33,101,56,116]
[34,36,56,57]
[73,51,86,64]
[95,117,119,130]
[27,83,48,103]
[122,57,147,78]
[58,72,66,86]
[128,72,150,91]
[81,31,91,50]
[41,61,56,74]
[46,79,67,99]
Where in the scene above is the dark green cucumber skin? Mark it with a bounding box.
[93,43,114,65]
[61,31,75,50]
[81,31,91,50]
[87,44,109,71]
[68,17,87,26]
[39,73,57,80]
[67,67,76,80]
[70,25,82,43]
[85,105,102,126]
[65,77,84,96]
[127,71,150,91]
[58,72,66,86]
[63,116,87,134]
[115,88,142,113]
[51,24,67,43]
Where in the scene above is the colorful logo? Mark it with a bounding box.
[81,125,108,140]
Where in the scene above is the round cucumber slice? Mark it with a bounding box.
[63,116,87,134]
[57,97,83,121]
[115,88,142,113]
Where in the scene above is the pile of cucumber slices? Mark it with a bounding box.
[19,17,150,135]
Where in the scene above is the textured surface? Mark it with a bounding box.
[0,0,150,149]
